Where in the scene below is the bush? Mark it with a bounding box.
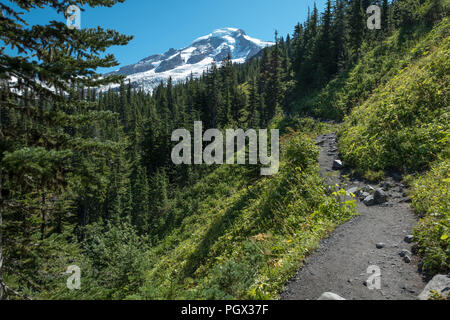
[339,19,449,174]
[411,159,450,274]
[136,131,357,300]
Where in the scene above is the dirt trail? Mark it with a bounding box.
[281,132,427,300]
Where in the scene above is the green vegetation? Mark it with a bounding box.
[411,159,449,275]
[1,0,448,299]
[135,132,356,300]
[337,14,449,275]
[339,18,449,175]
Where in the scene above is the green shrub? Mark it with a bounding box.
[136,132,357,300]
[339,18,449,174]
[412,159,450,274]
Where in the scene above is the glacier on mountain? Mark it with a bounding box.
[106,28,273,93]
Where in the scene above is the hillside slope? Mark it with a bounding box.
[338,18,449,276]
[131,126,357,300]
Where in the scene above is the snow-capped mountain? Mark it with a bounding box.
[108,28,273,92]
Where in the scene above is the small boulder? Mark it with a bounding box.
[380,181,393,190]
[404,235,414,243]
[376,243,386,249]
[332,160,344,170]
[399,249,411,257]
[347,187,359,196]
[364,185,375,193]
[404,255,411,263]
[418,275,450,300]
[359,192,370,201]
[363,195,376,206]
[374,189,388,204]
[318,292,346,300]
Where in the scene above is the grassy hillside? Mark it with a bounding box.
[130,127,357,300]
[289,1,449,122]
[411,159,449,274]
[339,18,449,176]
[338,18,449,275]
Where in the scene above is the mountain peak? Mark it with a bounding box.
[193,27,246,43]
[108,28,273,93]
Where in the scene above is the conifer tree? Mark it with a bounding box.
[348,0,365,59]
[0,0,132,294]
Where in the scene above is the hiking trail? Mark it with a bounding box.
[281,132,427,300]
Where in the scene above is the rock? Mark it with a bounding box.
[374,189,388,204]
[316,139,325,146]
[404,255,411,263]
[380,181,393,190]
[332,160,344,170]
[363,195,376,206]
[399,249,411,257]
[364,185,375,193]
[404,235,414,243]
[318,292,346,300]
[376,243,386,249]
[418,275,450,300]
[347,187,359,196]
[359,192,370,201]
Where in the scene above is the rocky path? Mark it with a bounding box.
[281,132,427,300]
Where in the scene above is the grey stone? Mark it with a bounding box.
[404,255,411,263]
[399,249,411,257]
[404,235,414,243]
[418,275,450,300]
[363,195,376,206]
[332,160,344,170]
[380,181,393,190]
[318,292,346,300]
[376,243,386,249]
[374,189,388,204]
[347,187,359,196]
[359,192,370,200]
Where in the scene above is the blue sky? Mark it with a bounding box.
[4,0,327,72]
